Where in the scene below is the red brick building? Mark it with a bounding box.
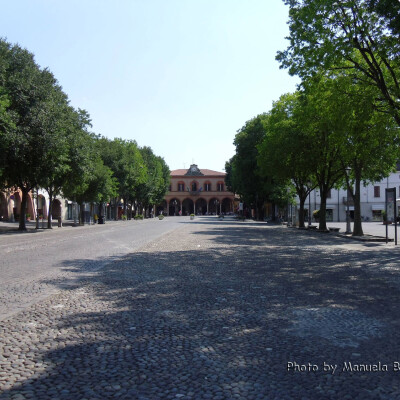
[161,164,236,216]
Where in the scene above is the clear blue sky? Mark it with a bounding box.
[1,0,299,172]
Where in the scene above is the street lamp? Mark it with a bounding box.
[345,167,352,234]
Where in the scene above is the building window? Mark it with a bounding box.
[191,182,197,191]
[327,189,332,199]
[217,182,224,192]
[178,183,185,192]
[204,182,211,191]
[374,186,380,198]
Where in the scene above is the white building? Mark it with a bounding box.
[297,167,400,223]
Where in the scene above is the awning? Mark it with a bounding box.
[372,204,385,210]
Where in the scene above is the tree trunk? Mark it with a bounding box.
[122,197,126,218]
[47,188,53,229]
[80,202,85,225]
[319,191,328,231]
[352,175,364,236]
[18,187,29,231]
[298,196,306,228]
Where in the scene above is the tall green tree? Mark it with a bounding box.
[277,0,400,125]
[136,147,170,216]
[97,138,146,219]
[258,92,318,228]
[0,92,15,188]
[368,0,400,35]
[298,76,346,231]
[328,71,399,235]
[231,115,269,219]
[61,112,97,225]
[0,39,74,230]
[228,115,290,220]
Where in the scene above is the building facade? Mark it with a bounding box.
[296,167,400,223]
[0,188,68,223]
[162,164,236,216]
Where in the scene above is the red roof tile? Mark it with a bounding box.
[170,168,225,177]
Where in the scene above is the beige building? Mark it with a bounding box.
[161,164,236,216]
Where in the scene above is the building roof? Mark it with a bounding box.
[171,165,225,177]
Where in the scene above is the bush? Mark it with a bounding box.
[134,214,144,220]
[158,214,164,220]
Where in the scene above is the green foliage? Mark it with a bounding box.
[368,0,400,35]
[0,38,170,226]
[134,214,144,220]
[0,39,78,229]
[228,114,295,219]
[96,137,147,204]
[277,0,400,125]
[136,146,170,208]
[158,214,164,220]
[257,91,317,226]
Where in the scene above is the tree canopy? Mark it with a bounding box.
[0,38,170,229]
[277,0,400,125]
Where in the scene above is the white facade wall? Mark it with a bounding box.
[297,170,400,222]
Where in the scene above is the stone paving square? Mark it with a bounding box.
[1,217,400,399]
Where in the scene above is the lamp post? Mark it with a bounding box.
[345,167,352,234]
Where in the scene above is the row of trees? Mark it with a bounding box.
[0,39,170,231]
[226,0,400,235]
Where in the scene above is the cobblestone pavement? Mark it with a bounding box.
[0,218,182,321]
[1,217,400,399]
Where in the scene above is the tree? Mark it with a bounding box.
[136,147,170,217]
[258,92,318,228]
[61,112,97,225]
[0,91,15,188]
[298,75,346,231]
[97,138,146,219]
[328,71,399,235]
[231,115,269,219]
[277,0,400,125]
[146,153,170,210]
[0,39,74,230]
[228,115,291,220]
[74,157,118,222]
[368,0,400,35]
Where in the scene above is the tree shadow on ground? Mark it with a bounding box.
[2,225,400,399]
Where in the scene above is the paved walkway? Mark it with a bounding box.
[1,217,400,399]
[325,221,398,240]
